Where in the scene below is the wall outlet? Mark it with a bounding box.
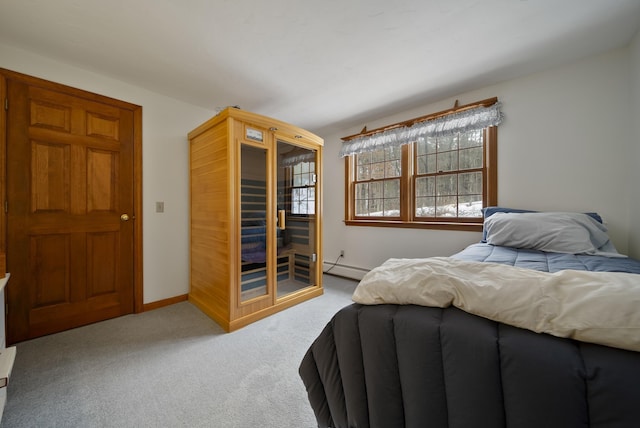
[340,250,345,257]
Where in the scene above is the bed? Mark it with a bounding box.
[299,208,640,428]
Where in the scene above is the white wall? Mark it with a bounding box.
[629,30,640,259]
[0,43,215,304]
[322,47,635,279]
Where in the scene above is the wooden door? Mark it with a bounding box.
[4,74,139,344]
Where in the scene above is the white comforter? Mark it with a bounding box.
[352,257,640,352]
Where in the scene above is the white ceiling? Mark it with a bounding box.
[1,0,639,135]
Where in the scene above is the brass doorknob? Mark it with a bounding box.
[120,214,130,221]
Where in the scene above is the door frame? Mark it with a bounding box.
[0,68,144,314]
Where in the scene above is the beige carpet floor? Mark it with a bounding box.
[1,274,358,428]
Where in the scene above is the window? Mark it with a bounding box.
[353,147,402,217]
[290,161,316,215]
[343,99,500,231]
[414,130,484,219]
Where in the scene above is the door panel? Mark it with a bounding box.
[31,234,70,307]
[239,143,269,303]
[276,139,318,299]
[87,231,118,296]
[87,148,118,212]
[31,141,70,212]
[6,77,136,344]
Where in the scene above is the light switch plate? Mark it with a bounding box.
[156,201,164,213]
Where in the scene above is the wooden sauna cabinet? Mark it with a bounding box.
[188,107,324,331]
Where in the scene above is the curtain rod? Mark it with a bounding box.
[341,97,499,142]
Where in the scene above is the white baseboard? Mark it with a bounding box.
[322,262,369,281]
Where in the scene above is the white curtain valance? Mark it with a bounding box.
[339,102,504,157]
[280,151,315,167]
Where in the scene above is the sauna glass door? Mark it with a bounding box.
[276,139,318,298]
[240,143,269,303]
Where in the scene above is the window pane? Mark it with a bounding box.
[371,150,385,163]
[291,186,315,215]
[437,151,458,172]
[369,181,383,199]
[385,159,401,177]
[357,147,402,180]
[356,199,369,216]
[383,198,400,216]
[416,196,435,217]
[415,176,435,197]
[427,154,437,173]
[291,189,301,214]
[371,162,385,179]
[436,195,458,217]
[459,147,483,169]
[426,138,437,154]
[358,152,371,165]
[437,135,458,151]
[297,188,308,200]
[417,154,437,174]
[357,164,371,181]
[458,172,482,195]
[416,154,427,174]
[436,175,457,196]
[354,178,400,217]
[303,173,312,186]
[384,179,400,198]
[459,130,482,148]
[387,146,402,160]
[372,198,384,215]
[355,182,368,200]
[458,195,482,217]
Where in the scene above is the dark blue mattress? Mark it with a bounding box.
[453,243,640,274]
[301,241,640,428]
